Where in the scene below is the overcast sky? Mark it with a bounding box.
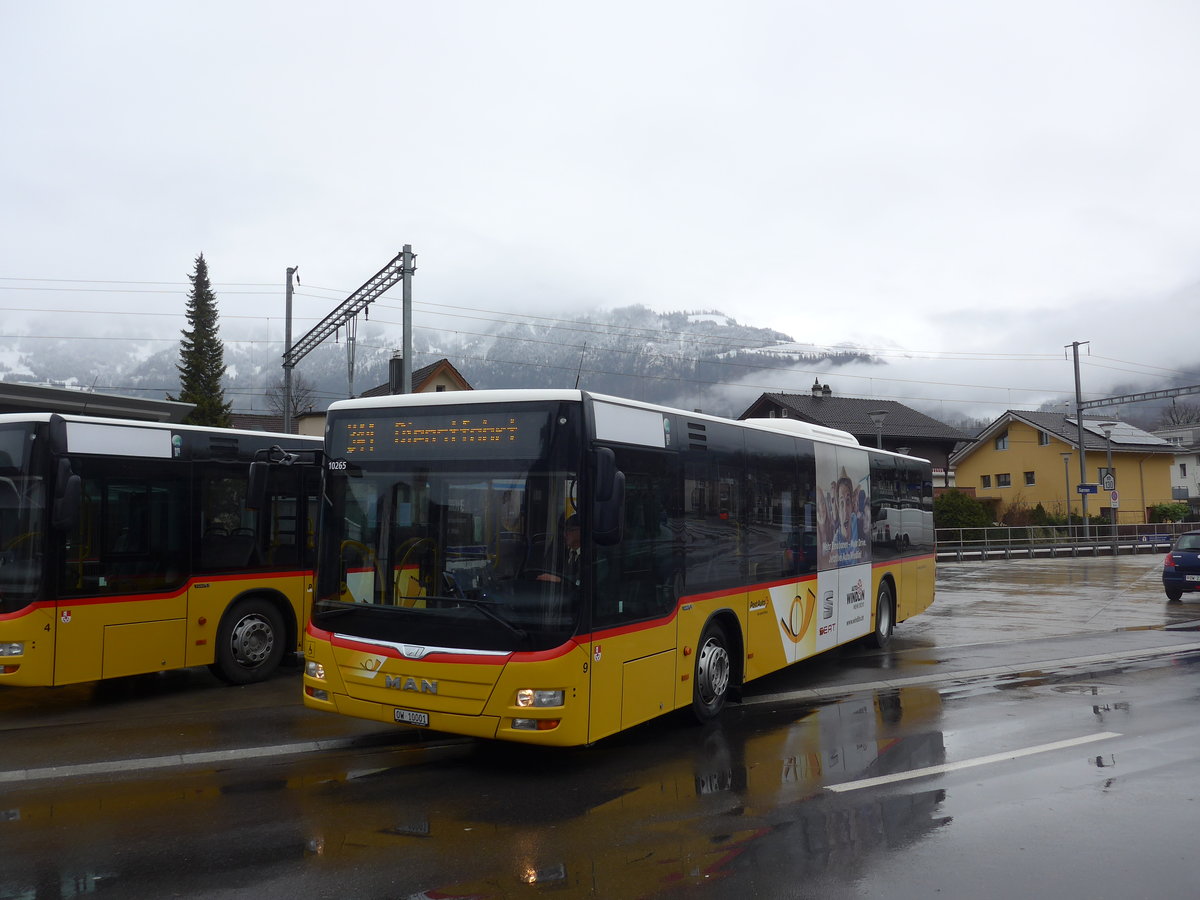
[3,1,1199,420]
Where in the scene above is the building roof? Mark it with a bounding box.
[360,358,472,398]
[0,381,193,423]
[952,410,1176,464]
[740,391,971,443]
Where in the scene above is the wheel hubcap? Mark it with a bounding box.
[230,614,274,667]
[878,596,892,634]
[697,638,730,704]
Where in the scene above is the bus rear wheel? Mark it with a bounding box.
[692,621,731,723]
[211,598,287,685]
[870,582,895,649]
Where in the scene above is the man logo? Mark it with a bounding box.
[385,674,438,694]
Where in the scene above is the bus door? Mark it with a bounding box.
[55,463,189,683]
[587,448,682,743]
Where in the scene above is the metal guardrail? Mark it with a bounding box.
[934,522,1193,561]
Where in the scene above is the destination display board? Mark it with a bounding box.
[330,408,553,460]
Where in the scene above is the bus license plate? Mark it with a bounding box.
[394,708,429,727]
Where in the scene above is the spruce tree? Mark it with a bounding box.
[169,253,232,427]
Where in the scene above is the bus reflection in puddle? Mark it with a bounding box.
[0,689,947,898]
[315,687,948,897]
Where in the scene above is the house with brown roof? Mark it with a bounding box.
[738,381,971,485]
[234,356,474,435]
[359,356,472,399]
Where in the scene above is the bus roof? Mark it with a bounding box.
[325,390,934,455]
[0,412,322,446]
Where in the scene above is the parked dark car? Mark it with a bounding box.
[1162,530,1200,600]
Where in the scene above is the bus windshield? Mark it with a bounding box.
[315,401,583,652]
[0,423,45,614]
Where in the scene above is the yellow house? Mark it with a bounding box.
[951,411,1177,524]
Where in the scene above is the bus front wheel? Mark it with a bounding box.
[870,582,895,649]
[211,598,287,685]
[691,621,731,723]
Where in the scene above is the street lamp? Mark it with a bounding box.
[1062,452,1073,532]
[869,410,887,450]
[1100,422,1118,555]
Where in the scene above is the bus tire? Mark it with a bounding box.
[211,597,287,685]
[691,620,731,723]
[870,582,895,649]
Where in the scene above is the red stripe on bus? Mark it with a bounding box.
[0,571,311,615]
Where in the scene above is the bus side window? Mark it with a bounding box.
[59,460,189,595]
[199,470,256,570]
[744,429,811,582]
[682,422,745,594]
[594,448,681,626]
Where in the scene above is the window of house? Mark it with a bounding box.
[1024,471,1036,486]
[996,473,1011,487]
[1038,430,1050,446]
[981,475,991,489]
[994,432,1008,450]
[1181,463,1188,477]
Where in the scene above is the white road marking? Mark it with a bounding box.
[826,731,1123,793]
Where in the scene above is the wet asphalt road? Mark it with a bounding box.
[2,552,1200,898]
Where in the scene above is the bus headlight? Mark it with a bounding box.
[515,689,564,708]
[0,642,24,657]
[305,661,326,680]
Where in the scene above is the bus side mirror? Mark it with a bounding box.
[247,461,269,511]
[590,447,624,546]
[52,459,81,532]
[48,414,69,454]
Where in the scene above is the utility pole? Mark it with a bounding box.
[283,248,415,402]
[401,244,414,393]
[283,265,298,434]
[1068,340,1091,539]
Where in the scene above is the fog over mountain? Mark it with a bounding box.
[0,305,880,420]
[4,302,1195,430]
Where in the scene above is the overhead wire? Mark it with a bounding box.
[1,275,1180,368]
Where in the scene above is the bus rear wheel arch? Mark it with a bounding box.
[210,596,289,684]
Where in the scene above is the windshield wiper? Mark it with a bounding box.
[312,599,368,617]
[425,594,528,643]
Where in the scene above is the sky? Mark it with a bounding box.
[3,1,1200,422]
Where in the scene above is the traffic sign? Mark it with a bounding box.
[1102,473,1116,492]
[1111,490,1119,507]
[1077,483,1098,495]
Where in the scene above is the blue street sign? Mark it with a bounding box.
[1077,483,1099,494]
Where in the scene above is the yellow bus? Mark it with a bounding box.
[0,413,321,686]
[302,390,935,745]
